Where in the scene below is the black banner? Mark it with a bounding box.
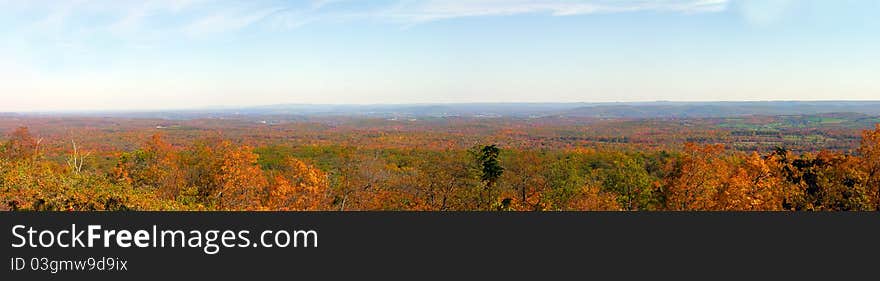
[2,212,878,280]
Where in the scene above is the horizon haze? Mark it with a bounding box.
[5,101,880,121]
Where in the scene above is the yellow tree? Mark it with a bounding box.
[334,153,393,210]
[859,124,880,210]
[719,152,785,210]
[114,134,184,200]
[663,143,728,211]
[566,181,622,211]
[500,151,549,211]
[265,158,330,210]
[408,151,478,211]
[216,141,267,210]
[179,137,267,210]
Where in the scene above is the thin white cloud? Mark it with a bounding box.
[5,0,730,35]
[182,6,285,36]
[0,0,731,62]
[379,0,729,23]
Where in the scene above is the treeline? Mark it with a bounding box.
[1,125,879,211]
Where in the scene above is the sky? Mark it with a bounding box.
[1,0,879,112]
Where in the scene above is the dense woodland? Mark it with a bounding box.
[1,115,879,211]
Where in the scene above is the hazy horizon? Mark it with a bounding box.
[5,100,880,118]
[2,0,879,111]
[6,99,880,114]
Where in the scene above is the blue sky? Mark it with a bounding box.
[1,0,878,111]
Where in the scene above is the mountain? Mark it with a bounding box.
[561,101,880,118]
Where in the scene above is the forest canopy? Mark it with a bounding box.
[1,117,878,211]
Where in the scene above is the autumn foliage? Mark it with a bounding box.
[2,123,880,211]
